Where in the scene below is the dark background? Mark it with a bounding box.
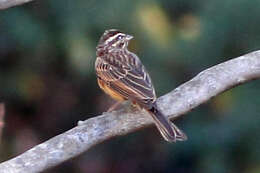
[1,0,260,172]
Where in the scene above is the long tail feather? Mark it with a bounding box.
[148,106,187,142]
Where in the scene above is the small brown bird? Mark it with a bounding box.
[95,29,187,142]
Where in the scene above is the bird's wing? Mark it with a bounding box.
[95,53,156,105]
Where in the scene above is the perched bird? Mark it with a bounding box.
[95,29,187,142]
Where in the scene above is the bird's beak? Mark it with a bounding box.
[126,35,133,40]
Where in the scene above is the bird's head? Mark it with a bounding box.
[98,29,133,50]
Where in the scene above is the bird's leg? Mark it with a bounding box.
[129,101,142,113]
[107,101,123,112]
[131,101,140,109]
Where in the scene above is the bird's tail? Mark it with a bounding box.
[148,105,187,142]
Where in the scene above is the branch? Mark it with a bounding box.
[1,50,260,173]
[0,0,34,10]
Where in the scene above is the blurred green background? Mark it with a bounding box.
[1,0,260,172]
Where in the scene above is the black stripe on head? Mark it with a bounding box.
[99,29,122,45]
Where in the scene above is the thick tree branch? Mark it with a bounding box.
[0,50,260,173]
[0,0,33,10]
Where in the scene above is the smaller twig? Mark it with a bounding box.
[0,0,34,10]
[0,103,5,142]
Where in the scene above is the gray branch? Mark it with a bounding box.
[0,0,33,10]
[1,50,260,173]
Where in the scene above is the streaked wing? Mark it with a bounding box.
[95,52,156,103]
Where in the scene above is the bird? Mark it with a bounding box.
[95,29,187,142]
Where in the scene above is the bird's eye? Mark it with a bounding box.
[118,35,123,39]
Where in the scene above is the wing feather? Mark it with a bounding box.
[95,50,156,104]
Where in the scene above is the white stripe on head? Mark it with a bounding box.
[104,33,125,45]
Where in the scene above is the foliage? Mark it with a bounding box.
[1,0,260,172]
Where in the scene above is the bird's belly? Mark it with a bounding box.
[98,79,125,101]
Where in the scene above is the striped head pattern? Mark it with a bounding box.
[98,29,133,50]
